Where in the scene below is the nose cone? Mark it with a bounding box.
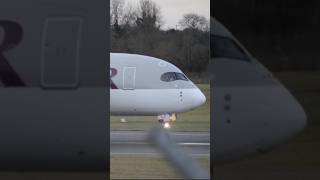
[199,89,207,105]
[263,87,307,148]
[180,87,206,112]
[193,88,206,108]
[286,98,307,136]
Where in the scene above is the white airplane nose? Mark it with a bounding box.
[199,90,206,105]
[194,88,206,107]
[180,88,206,112]
[266,88,307,146]
[287,100,307,136]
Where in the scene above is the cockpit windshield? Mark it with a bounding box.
[211,35,250,61]
[161,72,189,82]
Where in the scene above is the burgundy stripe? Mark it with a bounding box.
[110,68,118,89]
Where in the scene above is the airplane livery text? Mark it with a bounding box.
[110,67,117,89]
[0,20,26,87]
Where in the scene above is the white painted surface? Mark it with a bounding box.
[110,88,206,115]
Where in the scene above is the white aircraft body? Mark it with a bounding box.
[211,18,307,162]
[110,53,206,124]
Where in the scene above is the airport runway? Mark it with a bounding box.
[111,131,210,157]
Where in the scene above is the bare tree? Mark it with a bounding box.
[122,4,138,27]
[179,13,209,31]
[136,0,163,30]
[110,0,125,27]
[111,1,210,73]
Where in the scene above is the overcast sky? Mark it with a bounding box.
[124,0,210,29]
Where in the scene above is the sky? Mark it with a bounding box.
[123,0,210,29]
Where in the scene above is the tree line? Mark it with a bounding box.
[110,0,210,73]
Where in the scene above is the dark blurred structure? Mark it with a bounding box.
[213,0,320,71]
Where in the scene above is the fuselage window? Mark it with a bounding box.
[161,72,188,82]
[211,35,250,61]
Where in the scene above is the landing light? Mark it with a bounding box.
[164,122,171,129]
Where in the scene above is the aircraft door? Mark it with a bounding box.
[123,67,136,90]
[41,18,82,89]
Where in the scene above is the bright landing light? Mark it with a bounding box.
[164,122,171,129]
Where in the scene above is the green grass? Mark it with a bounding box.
[110,155,210,179]
[110,84,210,131]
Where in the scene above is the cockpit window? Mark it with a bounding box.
[211,35,250,61]
[161,72,189,82]
[175,73,188,81]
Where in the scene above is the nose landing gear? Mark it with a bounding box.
[157,113,177,129]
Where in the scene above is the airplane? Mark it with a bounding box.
[109,53,206,128]
[210,17,307,162]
